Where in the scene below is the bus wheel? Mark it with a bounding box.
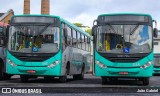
[101,77,108,85]
[0,66,3,80]
[59,69,67,83]
[142,77,149,85]
[2,73,11,80]
[20,75,29,82]
[44,76,54,81]
[73,65,85,80]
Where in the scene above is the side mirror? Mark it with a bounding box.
[92,25,97,43]
[154,28,158,38]
[92,25,97,36]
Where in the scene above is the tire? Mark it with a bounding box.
[142,77,149,85]
[0,61,4,80]
[101,77,108,85]
[73,65,85,80]
[44,76,54,81]
[59,69,67,83]
[0,66,3,80]
[20,75,29,82]
[2,73,11,80]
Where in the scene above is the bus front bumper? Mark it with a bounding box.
[95,64,153,77]
[6,63,61,76]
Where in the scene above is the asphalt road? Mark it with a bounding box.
[0,74,160,95]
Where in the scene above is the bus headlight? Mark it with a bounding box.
[95,60,107,68]
[7,59,17,67]
[47,60,60,68]
[140,61,153,69]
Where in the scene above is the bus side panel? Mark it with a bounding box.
[61,46,91,75]
[62,46,82,75]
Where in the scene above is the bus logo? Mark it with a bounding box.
[123,48,130,53]
[2,88,11,93]
[32,47,38,52]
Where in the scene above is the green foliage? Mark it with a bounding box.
[73,23,83,27]
[85,28,91,35]
[73,22,91,35]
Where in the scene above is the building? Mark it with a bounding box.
[0,9,14,24]
[24,0,50,14]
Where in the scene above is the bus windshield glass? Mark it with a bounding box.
[96,24,152,53]
[8,24,60,53]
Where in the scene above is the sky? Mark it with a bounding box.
[0,0,160,28]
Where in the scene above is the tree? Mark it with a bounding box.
[73,23,83,27]
[73,22,91,35]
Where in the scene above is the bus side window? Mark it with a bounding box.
[82,34,85,50]
[77,32,81,49]
[72,29,77,47]
[86,37,89,51]
[80,33,82,49]
[62,23,67,50]
[88,38,91,52]
[66,25,72,46]
[85,36,87,51]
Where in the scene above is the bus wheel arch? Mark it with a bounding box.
[66,61,70,75]
[0,59,4,79]
[59,61,70,83]
[0,59,11,80]
[73,63,85,80]
[142,77,149,85]
[82,63,85,72]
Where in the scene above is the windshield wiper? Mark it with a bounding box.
[130,24,140,35]
[37,24,51,36]
[106,23,117,34]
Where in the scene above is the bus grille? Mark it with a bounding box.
[99,53,143,63]
[108,57,140,62]
[16,56,51,62]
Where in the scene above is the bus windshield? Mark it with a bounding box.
[96,24,152,53]
[8,24,60,53]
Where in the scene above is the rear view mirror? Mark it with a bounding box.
[92,25,97,36]
[92,25,98,44]
[154,28,158,38]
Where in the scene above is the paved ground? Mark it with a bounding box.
[0,74,160,95]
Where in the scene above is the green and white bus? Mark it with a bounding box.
[92,13,158,85]
[153,34,160,75]
[2,15,91,82]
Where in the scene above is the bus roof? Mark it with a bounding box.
[61,18,91,37]
[11,14,91,38]
[98,13,152,20]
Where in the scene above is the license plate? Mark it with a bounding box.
[27,70,36,74]
[119,72,128,75]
